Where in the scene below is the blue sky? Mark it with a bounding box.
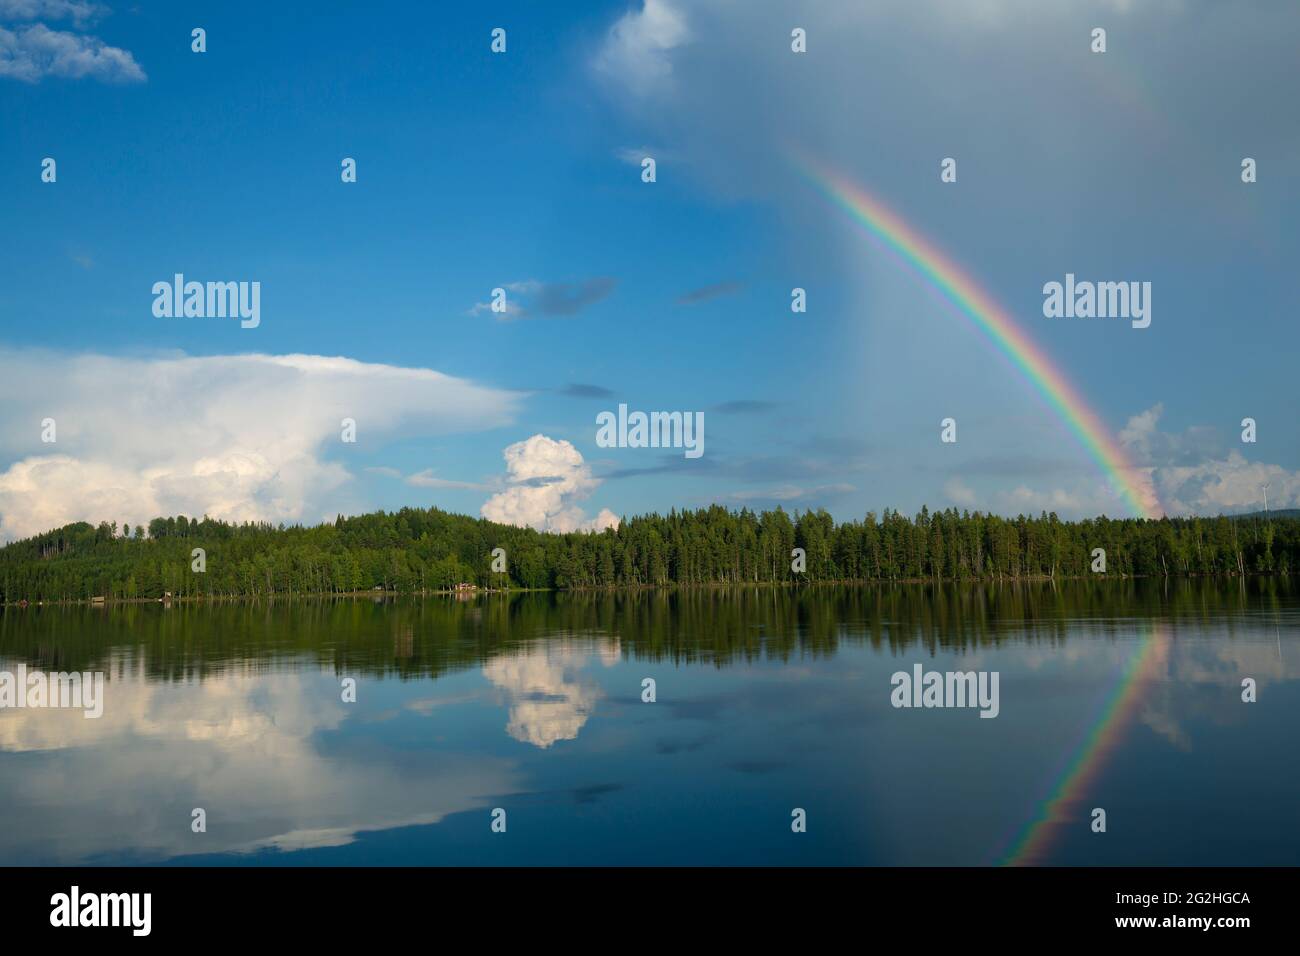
[1,0,1297,539]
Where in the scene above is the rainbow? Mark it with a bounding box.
[995,623,1170,865]
[793,156,1161,519]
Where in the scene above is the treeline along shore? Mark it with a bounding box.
[0,505,1296,604]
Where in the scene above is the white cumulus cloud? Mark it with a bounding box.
[480,434,619,533]
[0,1,104,26]
[0,348,520,540]
[1118,404,1300,514]
[1156,452,1300,515]
[0,21,144,83]
[593,0,689,97]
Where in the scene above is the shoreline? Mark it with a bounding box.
[4,570,1293,609]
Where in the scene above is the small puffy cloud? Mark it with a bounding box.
[405,469,489,491]
[999,484,1095,515]
[368,465,490,491]
[1119,403,1221,468]
[529,278,617,316]
[944,478,978,507]
[1118,403,1164,454]
[593,0,689,97]
[615,145,666,165]
[559,383,616,399]
[0,348,520,540]
[0,0,103,25]
[467,294,525,319]
[676,280,741,305]
[480,434,619,533]
[724,483,853,504]
[470,279,617,321]
[0,22,144,83]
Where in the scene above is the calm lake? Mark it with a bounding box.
[1,580,1296,866]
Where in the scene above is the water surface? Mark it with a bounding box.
[1,580,1296,866]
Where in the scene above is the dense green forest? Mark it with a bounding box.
[0,505,1295,603]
